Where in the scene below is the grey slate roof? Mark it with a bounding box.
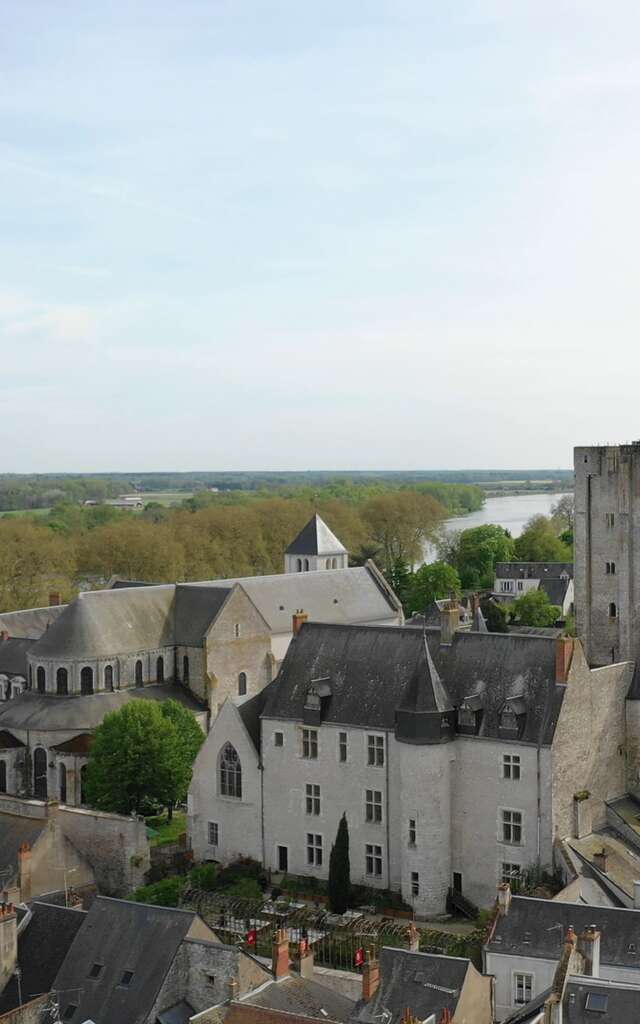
[0,604,67,639]
[264,623,564,745]
[285,514,348,556]
[540,577,571,606]
[353,948,469,1024]
[0,901,87,1014]
[51,897,200,1024]
[495,562,574,580]
[238,680,279,752]
[564,978,640,1022]
[486,896,640,968]
[0,682,204,732]
[174,584,233,645]
[0,637,35,676]
[240,974,355,1022]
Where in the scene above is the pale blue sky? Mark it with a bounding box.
[2,1,640,471]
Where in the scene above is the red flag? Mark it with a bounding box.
[354,947,365,967]
[247,929,257,946]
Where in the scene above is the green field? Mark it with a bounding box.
[0,507,52,518]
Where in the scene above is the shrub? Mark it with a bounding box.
[132,876,186,907]
[190,863,219,891]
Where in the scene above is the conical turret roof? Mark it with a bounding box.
[398,634,454,714]
[285,513,347,556]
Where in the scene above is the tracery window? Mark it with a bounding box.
[219,743,242,799]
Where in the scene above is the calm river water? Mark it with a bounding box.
[422,491,571,564]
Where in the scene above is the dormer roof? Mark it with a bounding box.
[285,514,347,556]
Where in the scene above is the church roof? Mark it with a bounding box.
[0,637,35,676]
[285,514,348,556]
[0,604,67,639]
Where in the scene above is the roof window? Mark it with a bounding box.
[62,1006,78,1021]
[585,992,608,1012]
[119,970,134,988]
[88,962,103,979]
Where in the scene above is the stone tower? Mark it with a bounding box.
[575,442,640,666]
[284,513,348,573]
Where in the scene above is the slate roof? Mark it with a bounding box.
[264,623,564,745]
[564,978,640,1022]
[353,948,469,1024]
[174,584,233,645]
[0,901,87,1014]
[51,897,200,1024]
[0,604,67,639]
[0,637,35,676]
[540,577,571,606]
[285,514,348,556]
[0,682,205,732]
[0,815,48,886]
[495,562,574,580]
[486,896,640,967]
[238,680,279,752]
[237,974,355,1022]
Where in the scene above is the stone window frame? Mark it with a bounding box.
[364,788,383,824]
[502,753,521,781]
[365,843,383,877]
[410,871,419,897]
[306,832,323,867]
[512,971,534,1006]
[301,728,318,759]
[500,807,524,846]
[238,672,247,697]
[219,743,242,800]
[408,818,417,846]
[305,783,321,816]
[366,733,385,768]
[208,821,219,846]
[338,731,348,763]
[274,731,284,748]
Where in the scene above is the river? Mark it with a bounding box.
[423,491,571,564]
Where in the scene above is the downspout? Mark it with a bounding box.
[386,731,391,892]
[536,742,542,867]
[260,755,266,869]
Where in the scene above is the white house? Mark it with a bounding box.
[493,563,574,617]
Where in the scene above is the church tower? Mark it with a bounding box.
[284,513,348,573]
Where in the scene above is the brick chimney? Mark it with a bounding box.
[407,921,420,953]
[555,636,574,684]
[440,599,460,645]
[497,882,512,917]
[292,610,309,637]
[578,925,601,977]
[18,843,31,903]
[48,591,61,607]
[362,951,380,1002]
[298,939,314,980]
[593,848,608,873]
[272,928,290,980]
[0,904,17,993]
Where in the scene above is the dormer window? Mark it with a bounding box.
[457,694,483,735]
[498,699,526,739]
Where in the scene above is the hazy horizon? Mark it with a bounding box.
[3,2,640,472]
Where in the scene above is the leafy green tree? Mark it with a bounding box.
[362,491,446,571]
[84,701,196,816]
[386,558,413,611]
[514,516,572,562]
[405,561,461,615]
[480,598,510,633]
[512,589,561,627]
[160,699,205,817]
[454,525,515,589]
[550,494,574,532]
[328,813,351,914]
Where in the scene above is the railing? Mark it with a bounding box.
[446,887,478,920]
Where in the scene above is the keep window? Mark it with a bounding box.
[606,562,616,575]
[609,602,617,618]
[87,963,103,979]
[606,513,615,528]
[274,732,284,747]
[503,754,521,780]
[502,809,523,845]
[208,822,219,846]
[306,833,322,866]
[339,732,348,762]
[234,623,241,638]
[408,818,417,845]
[305,784,321,815]
[513,973,533,1006]
[365,843,383,877]
[365,789,383,823]
[411,872,419,896]
[367,735,384,767]
[302,728,318,759]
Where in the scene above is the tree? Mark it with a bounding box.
[512,589,561,627]
[514,516,572,562]
[328,813,351,914]
[160,699,205,817]
[362,492,446,571]
[480,598,510,633]
[550,494,574,532]
[83,701,197,816]
[453,525,515,589]
[405,561,461,616]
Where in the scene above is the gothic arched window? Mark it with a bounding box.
[104,665,114,691]
[238,672,247,696]
[33,748,47,800]
[156,656,164,682]
[59,763,67,803]
[36,667,46,693]
[303,558,309,572]
[219,743,242,799]
[0,761,7,794]
[296,558,302,572]
[56,667,68,695]
[135,660,143,686]
[183,655,190,684]
[332,557,337,569]
[80,666,94,695]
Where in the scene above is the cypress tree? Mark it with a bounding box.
[328,812,351,914]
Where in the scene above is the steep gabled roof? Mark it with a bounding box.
[285,514,347,556]
[0,637,34,676]
[495,562,574,580]
[354,948,470,1024]
[174,585,233,645]
[0,604,67,639]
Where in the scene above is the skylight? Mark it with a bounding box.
[585,991,608,1012]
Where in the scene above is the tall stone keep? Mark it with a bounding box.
[284,513,348,573]
[575,442,640,666]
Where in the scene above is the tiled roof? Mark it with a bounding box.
[495,562,574,580]
[0,901,86,1013]
[353,948,469,1024]
[285,514,348,556]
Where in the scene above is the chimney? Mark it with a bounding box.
[298,940,314,980]
[362,951,380,1002]
[0,904,17,993]
[555,636,574,684]
[18,843,31,903]
[292,610,309,637]
[0,632,8,644]
[440,599,460,645]
[228,977,239,1002]
[407,921,420,953]
[578,925,601,977]
[48,591,61,607]
[497,882,512,917]
[470,593,481,617]
[593,848,608,874]
[272,928,290,980]
[634,881,640,909]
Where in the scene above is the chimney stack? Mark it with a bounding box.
[298,939,314,980]
[362,950,380,1002]
[49,591,61,607]
[272,928,290,980]
[634,881,640,909]
[497,882,512,917]
[0,903,17,993]
[440,599,460,645]
[578,925,601,978]
[292,610,309,637]
[18,843,31,903]
[593,848,608,873]
[555,636,574,684]
[407,921,420,953]
[228,977,239,1002]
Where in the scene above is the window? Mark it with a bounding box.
[183,655,190,682]
[585,992,608,1012]
[500,580,513,592]
[408,818,416,846]
[274,732,284,747]
[234,623,241,638]
[503,754,521,780]
[606,561,616,575]
[513,973,533,1006]
[609,602,617,618]
[339,732,348,762]
[135,659,143,686]
[104,664,114,691]
[208,821,219,846]
[28,665,32,689]
[119,970,134,988]
[58,763,66,803]
[367,735,384,767]
[80,666,93,695]
[326,559,331,569]
[33,748,47,800]
[332,558,337,569]
[302,728,318,759]
[0,762,6,794]
[502,862,522,889]
[306,833,322,866]
[303,558,309,571]
[156,656,164,682]
[411,872,419,897]
[606,513,615,528]
[80,764,87,804]
[365,789,383,823]
[296,558,302,572]
[238,672,247,696]
[88,963,103,979]
[36,666,46,693]
[502,809,523,844]
[219,743,242,799]
[56,667,68,695]
[365,844,383,877]
[62,1005,78,1021]
[305,784,321,815]
[517,581,523,591]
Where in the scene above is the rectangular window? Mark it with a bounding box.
[367,734,384,767]
[208,821,219,846]
[306,833,322,866]
[302,728,318,759]
[408,818,417,846]
[503,754,521,780]
[500,580,513,592]
[411,871,419,896]
[513,973,533,1005]
[365,789,383,823]
[119,971,134,988]
[274,731,284,747]
[305,784,321,815]
[234,623,241,638]
[365,843,383,877]
[606,513,615,528]
[502,809,523,845]
[502,862,521,888]
[517,581,523,591]
[88,963,103,979]
[605,561,616,575]
[62,1006,78,1022]
[339,732,348,762]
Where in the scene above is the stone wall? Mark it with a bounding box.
[0,995,49,1024]
[150,940,269,1020]
[57,804,149,895]
[205,586,273,716]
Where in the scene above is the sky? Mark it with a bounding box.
[2,0,640,472]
